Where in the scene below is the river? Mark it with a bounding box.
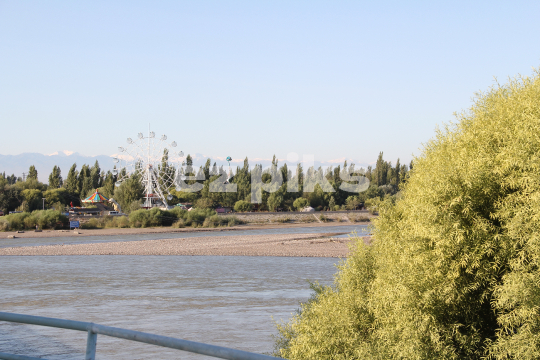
[0,225,368,358]
[0,255,342,359]
[0,224,370,248]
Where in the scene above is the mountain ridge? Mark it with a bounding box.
[0,152,372,183]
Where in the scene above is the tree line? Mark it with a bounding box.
[0,152,411,214]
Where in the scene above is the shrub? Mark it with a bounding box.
[129,208,162,228]
[185,208,216,227]
[300,215,315,223]
[5,212,27,230]
[234,200,253,212]
[23,214,37,229]
[349,215,370,223]
[81,218,103,229]
[225,216,242,227]
[169,207,187,219]
[274,237,375,359]
[203,215,221,228]
[171,219,185,228]
[103,217,115,228]
[0,218,9,231]
[0,210,68,230]
[104,216,130,228]
[365,198,381,215]
[275,70,540,359]
[318,214,329,222]
[345,196,361,210]
[293,198,309,211]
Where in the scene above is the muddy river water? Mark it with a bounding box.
[0,252,349,358]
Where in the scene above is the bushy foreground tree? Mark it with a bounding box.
[275,70,540,359]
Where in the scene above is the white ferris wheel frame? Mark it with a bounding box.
[114,125,184,209]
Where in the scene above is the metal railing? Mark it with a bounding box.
[0,312,282,360]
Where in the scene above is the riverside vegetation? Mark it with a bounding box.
[0,208,243,231]
[273,69,540,359]
[1,149,410,216]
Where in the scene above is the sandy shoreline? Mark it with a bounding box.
[0,233,370,257]
[0,222,366,239]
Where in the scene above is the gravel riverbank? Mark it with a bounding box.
[0,233,370,257]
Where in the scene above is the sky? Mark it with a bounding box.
[1,1,540,167]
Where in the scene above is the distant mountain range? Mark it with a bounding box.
[0,151,369,184]
[0,151,116,183]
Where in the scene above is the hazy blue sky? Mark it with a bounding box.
[1,1,539,166]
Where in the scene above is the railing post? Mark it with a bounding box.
[85,329,97,360]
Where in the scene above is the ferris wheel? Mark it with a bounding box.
[113,126,184,209]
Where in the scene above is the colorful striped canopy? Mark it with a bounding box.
[82,189,109,203]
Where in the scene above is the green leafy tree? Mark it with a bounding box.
[234,200,252,212]
[306,183,326,209]
[399,164,409,185]
[267,190,284,211]
[48,166,63,189]
[159,149,175,190]
[328,196,336,210]
[232,157,251,202]
[365,166,372,182]
[293,198,309,211]
[43,188,70,210]
[100,171,115,198]
[345,195,360,210]
[194,197,213,209]
[64,163,79,195]
[170,189,198,204]
[394,158,401,187]
[13,177,45,191]
[27,165,38,180]
[113,172,144,213]
[78,164,93,198]
[21,189,43,211]
[0,186,21,213]
[90,160,102,189]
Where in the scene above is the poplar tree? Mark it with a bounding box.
[365,166,372,182]
[65,163,79,195]
[27,165,38,180]
[100,171,115,198]
[394,158,401,186]
[90,160,101,189]
[234,157,251,202]
[48,166,62,188]
[375,152,387,186]
[79,164,92,197]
